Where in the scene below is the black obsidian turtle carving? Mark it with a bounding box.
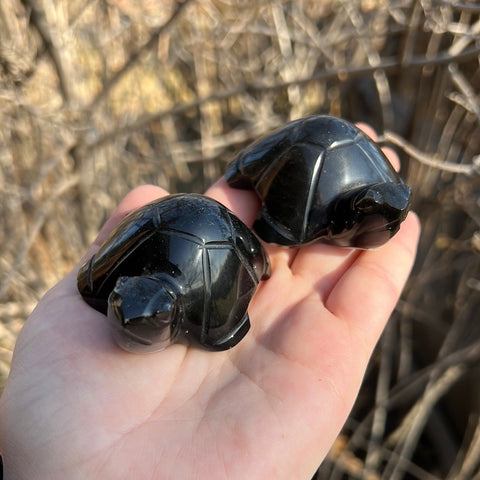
[77,194,270,353]
[226,115,412,248]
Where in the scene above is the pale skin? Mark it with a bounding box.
[0,125,420,479]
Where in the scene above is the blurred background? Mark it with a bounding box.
[0,0,479,478]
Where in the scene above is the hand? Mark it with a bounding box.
[0,127,420,480]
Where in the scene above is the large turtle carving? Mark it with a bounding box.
[226,115,412,248]
[77,194,270,353]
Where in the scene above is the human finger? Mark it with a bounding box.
[290,242,359,303]
[94,185,169,246]
[204,177,261,227]
[325,212,420,348]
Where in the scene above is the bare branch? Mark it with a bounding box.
[448,63,480,123]
[89,0,194,109]
[21,0,71,103]
[436,0,480,13]
[80,45,480,153]
[380,130,479,175]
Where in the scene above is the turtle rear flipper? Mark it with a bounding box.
[253,212,298,246]
[225,161,254,189]
[208,314,250,351]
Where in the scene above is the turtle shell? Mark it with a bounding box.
[77,194,270,352]
[225,115,412,248]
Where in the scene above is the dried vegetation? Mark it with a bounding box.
[0,0,479,478]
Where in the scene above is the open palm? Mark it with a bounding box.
[0,145,420,480]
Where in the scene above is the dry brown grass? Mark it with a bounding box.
[0,0,479,478]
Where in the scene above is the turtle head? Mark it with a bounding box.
[107,275,180,353]
[329,182,411,249]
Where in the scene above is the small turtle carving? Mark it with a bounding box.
[77,194,270,353]
[226,115,412,248]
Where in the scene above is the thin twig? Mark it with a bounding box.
[21,0,71,103]
[448,417,480,480]
[0,174,80,301]
[328,339,480,479]
[78,44,480,153]
[364,322,395,476]
[380,130,479,175]
[448,63,480,123]
[448,18,480,56]
[341,0,394,129]
[437,0,480,13]
[89,0,194,108]
[384,365,467,480]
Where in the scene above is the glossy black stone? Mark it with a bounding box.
[226,115,412,248]
[77,194,270,353]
